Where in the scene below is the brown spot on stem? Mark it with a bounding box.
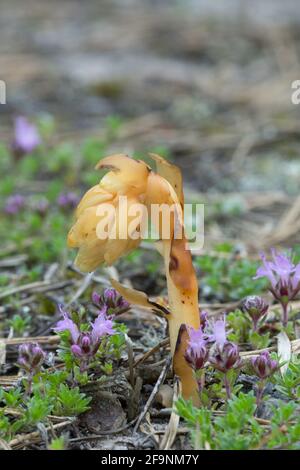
[169,255,179,271]
[175,324,187,353]
[98,164,120,172]
[169,236,198,292]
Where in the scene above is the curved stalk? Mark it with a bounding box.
[150,153,201,404]
[162,236,200,405]
[67,153,201,404]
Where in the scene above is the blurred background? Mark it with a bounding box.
[1,2,300,449]
[0,0,300,262]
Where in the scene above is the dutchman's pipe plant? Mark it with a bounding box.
[67,153,201,403]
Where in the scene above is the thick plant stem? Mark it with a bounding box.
[255,380,265,408]
[25,372,33,398]
[282,303,289,327]
[162,237,201,405]
[224,374,231,400]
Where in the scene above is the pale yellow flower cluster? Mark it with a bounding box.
[67,154,179,271]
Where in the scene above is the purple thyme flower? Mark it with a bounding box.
[53,305,80,343]
[241,296,269,331]
[71,333,98,358]
[209,339,241,399]
[91,309,114,340]
[70,311,114,359]
[204,316,241,399]
[4,194,26,214]
[13,117,41,155]
[185,326,208,371]
[206,317,227,349]
[18,342,45,374]
[92,288,130,315]
[53,306,115,369]
[57,192,79,210]
[199,310,208,330]
[251,351,279,380]
[254,249,300,326]
[32,197,49,216]
[209,341,241,374]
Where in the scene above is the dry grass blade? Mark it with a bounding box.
[3,335,60,346]
[0,255,28,268]
[263,195,300,245]
[69,418,139,443]
[0,438,12,450]
[0,340,6,365]
[133,338,169,367]
[240,338,300,360]
[133,356,171,433]
[277,331,292,375]
[0,375,19,387]
[8,420,75,449]
[0,280,72,300]
[159,379,180,450]
[43,263,59,282]
[125,333,135,388]
[66,272,94,307]
[0,281,49,299]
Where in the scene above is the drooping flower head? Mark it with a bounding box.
[92,288,130,315]
[13,117,41,155]
[67,154,181,272]
[4,194,26,215]
[18,342,45,374]
[185,326,208,371]
[241,295,269,331]
[251,351,279,380]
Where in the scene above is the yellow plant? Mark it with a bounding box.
[68,153,200,404]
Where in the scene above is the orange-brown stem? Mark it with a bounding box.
[162,236,200,405]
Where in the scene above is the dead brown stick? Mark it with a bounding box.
[0,255,28,268]
[240,338,300,359]
[8,419,75,449]
[66,272,94,307]
[262,195,300,246]
[2,335,60,346]
[159,379,180,450]
[69,417,139,443]
[133,338,170,367]
[133,356,172,433]
[0,280,72,300]
[0,376,19,386]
